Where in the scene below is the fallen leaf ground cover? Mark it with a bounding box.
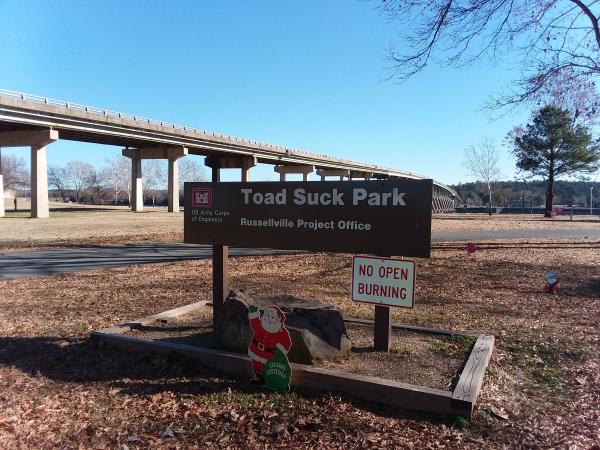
[0,240,598,448]
[127,312,473,390]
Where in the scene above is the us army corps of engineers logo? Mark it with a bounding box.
[192,188,212,208]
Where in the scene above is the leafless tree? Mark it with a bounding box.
[528,66,599,125]
[101,156,131,206]
[66,161,95,203]
[463,137,501,215]
[378,1,600,110]
[85,169,105,205]
[0,153,29,192]
[48,165,69,202]
[143,160,166,207]
[178,158,207,194]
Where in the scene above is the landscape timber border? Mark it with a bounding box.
[91,301,494,418]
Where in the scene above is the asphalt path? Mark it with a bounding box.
[0,245,291,281]
[1,228,599,280]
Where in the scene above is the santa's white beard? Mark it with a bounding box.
[261,317,281,334]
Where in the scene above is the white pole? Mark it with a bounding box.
[591,186,594,215]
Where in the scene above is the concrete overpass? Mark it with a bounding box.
[0,89,458,218]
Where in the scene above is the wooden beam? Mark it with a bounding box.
[92,332,253,378]
[0,129,58,147]
[452,335,495,410]
[122,146,187,159]
[205,155,257,169]
[291,364,470,417]
[96,301,210,335]
[92,329,472,417]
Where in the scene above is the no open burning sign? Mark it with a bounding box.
[352,256,415,308]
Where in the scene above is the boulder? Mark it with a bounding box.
[214,290,351,364]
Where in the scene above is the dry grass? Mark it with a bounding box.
[0,207,183,251]
[2,209,599,252]
[0,240,598,448]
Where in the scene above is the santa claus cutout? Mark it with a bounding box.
[248,305,292,391]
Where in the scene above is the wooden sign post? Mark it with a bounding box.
[351,256,416,352]
[374,305,392,351]
[211,165,228,323]
[205,156,257,327]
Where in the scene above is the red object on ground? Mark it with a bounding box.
[466,243,477,254]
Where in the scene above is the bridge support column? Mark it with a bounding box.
[31,145,50,218]
[123,146,188,213]
[316,169,350,181]
[131,153,143,212]
[205,155,257,181]
[0,147,3,217]
[349,170,373,181]
[274,165,314,182]
[0,129,58,219]
[0,173,4,218]
[167,157,179,212]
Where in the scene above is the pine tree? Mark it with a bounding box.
[511,106,600,217]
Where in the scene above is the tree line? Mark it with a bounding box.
[47,157,207,206]
[453,180,598,210]
[0,154,206,206]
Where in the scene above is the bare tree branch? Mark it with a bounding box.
[378,0,600,110]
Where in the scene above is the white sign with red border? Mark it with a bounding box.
[351,256,415,308]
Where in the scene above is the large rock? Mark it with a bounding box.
[214,290,351,364]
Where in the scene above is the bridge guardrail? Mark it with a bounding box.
[0,88,460,204]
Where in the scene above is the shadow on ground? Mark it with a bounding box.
[0,336,449,424]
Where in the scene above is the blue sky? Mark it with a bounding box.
[0,0,531,184]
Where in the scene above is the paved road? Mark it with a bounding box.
[0,244,290,281]
[431,228,600,241]
[1,228,599,280]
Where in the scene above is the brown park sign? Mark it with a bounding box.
[184,180,433,257]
